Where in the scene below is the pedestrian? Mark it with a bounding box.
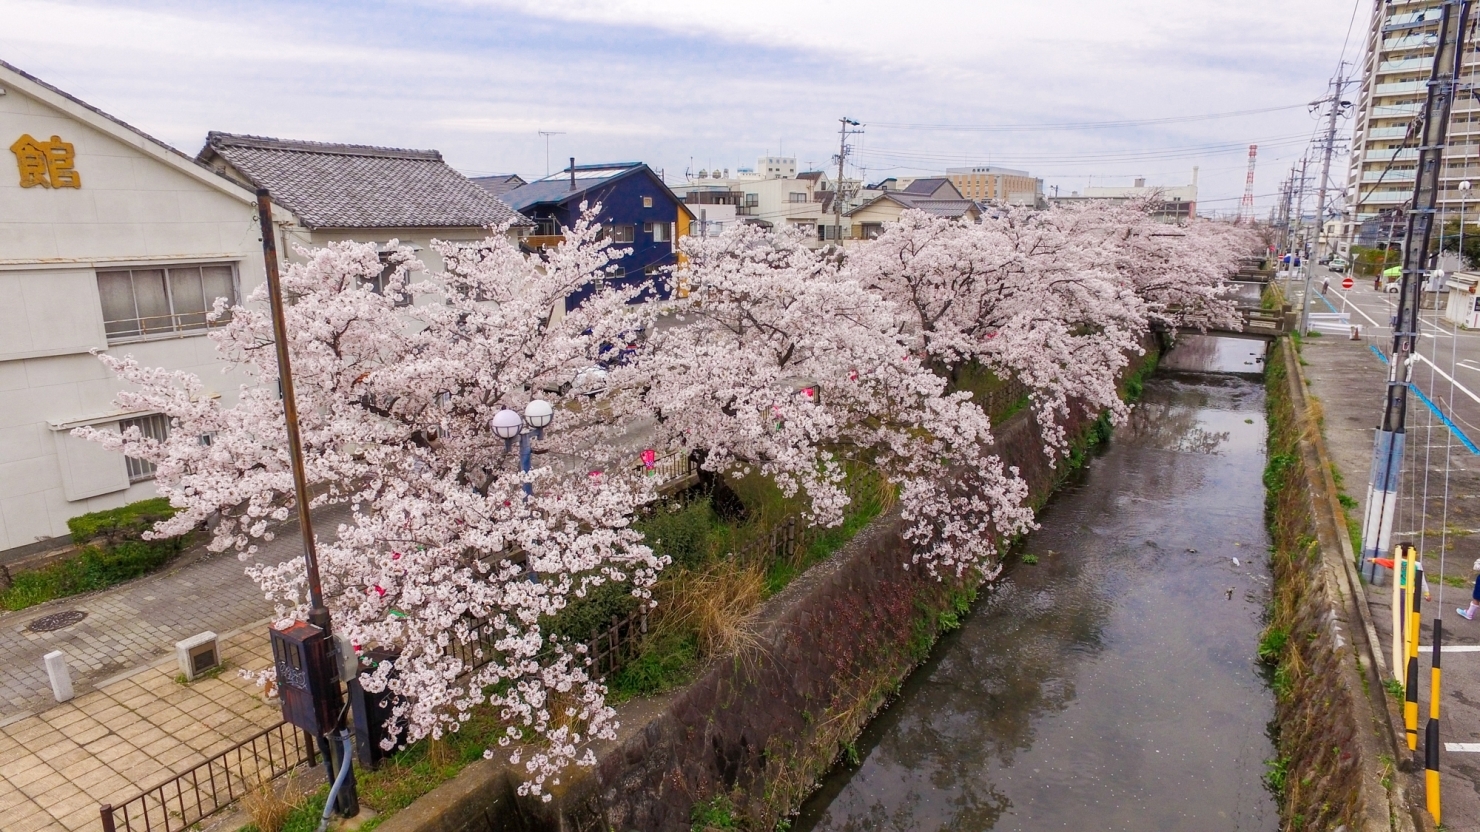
[1322,276,1330,295]
[1457,559,1480,620]
[1375,276,1382,291]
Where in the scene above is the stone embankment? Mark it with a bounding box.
[1263,337,1424,831]
[376,357,1146,832]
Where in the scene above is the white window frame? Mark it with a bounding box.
[119,413,171,482]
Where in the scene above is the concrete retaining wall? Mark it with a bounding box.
[376,362,1135,832]
[1266,337,1423,831]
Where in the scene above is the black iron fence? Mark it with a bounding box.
[99,720,318,832]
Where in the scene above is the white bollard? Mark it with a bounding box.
[44,650,73,702]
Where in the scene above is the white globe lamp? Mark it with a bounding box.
[524,399,554,429]
[490,408,523,440]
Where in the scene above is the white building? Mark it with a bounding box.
[672,157,838,244]
[0,61,268,555]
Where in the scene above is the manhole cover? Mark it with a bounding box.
[28,610,87,632]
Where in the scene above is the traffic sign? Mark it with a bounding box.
[1342,276,1354,290]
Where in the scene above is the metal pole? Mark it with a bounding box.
[256,189,328,630]
[1306,75,1348,335]
[255,189,358,818]
[1359,0,1472,583]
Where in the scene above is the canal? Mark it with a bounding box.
[795,337,1277,831]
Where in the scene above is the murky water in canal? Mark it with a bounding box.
[795,337,1277,832]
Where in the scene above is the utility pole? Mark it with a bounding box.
[1304,74,1353,335]
[1286,156,1310,300]
[538,131,565,177]
[832,117,863,246]
[1360,0,1472,585]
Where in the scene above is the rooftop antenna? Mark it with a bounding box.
[538,131,565,177]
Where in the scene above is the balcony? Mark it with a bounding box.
[1364,147,1419,162]
[1367,126,1411,140]
[1374,81,1427,96]
[1361,169,1416,183]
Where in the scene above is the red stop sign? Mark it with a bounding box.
[1342,276,1355,290]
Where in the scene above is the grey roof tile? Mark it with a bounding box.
[200,132,530,230]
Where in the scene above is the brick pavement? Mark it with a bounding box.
[0,507,348,718]
[0,629,280,832]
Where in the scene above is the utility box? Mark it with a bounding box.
[349,649,404,769]
[175,632,220,681]
[270,621,340,736]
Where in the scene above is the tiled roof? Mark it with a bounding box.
[901,177,955,196]
[198,132,530,230]
[501,163,647,212]
[469,174,527,198]
[848,193,979,220]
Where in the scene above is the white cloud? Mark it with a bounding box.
[1,0,1366,211]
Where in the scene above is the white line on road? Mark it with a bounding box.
[1422,645,1480,652]
[1446,743,1480,752]
[1414,353,1480,407]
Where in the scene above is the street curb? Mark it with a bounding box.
[1283,337,1427,832]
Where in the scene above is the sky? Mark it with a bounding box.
[1,0,1369,216]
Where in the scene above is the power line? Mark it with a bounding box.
[866,103,1311,132]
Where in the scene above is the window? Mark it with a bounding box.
[789,192,807,203]
[645,222,671,242]
[119,413,170,482]
[370,253,414,307]
[642,196,653,208]
[97,264,237,342]
[745,193,759,207]
[609,224,636,243]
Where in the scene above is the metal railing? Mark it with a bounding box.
[100,720,319,832]
[104,311,232,343]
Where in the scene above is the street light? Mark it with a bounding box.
[492,400,554,495]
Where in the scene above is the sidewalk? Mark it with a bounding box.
[0,507,347,719]
[0,508,346,831]
[1298,327,1480,827]
[0,629,279,832]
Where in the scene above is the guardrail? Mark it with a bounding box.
[99,720,319,832]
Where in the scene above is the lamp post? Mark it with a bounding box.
[491,400,555,495]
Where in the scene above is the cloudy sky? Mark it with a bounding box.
[2,0,1367,215]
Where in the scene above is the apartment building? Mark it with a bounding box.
[1048,171,1199,222]
[671,156,838,244]
[945,166,1043,206]
[1345,1,1480,247]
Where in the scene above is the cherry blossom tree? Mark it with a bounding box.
[852,207,1147,453]
[624,224,1035,578]
[77,216,666,797]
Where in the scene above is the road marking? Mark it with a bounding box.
[1367,347,1480,454]
[1423,645,1480,652]
[1414,353,1480,407]
[1447,743,1480,752]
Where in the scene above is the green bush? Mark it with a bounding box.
[66,496,177,544]
[2,498,191,611]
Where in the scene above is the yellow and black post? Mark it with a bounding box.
[1427,617,1442,823]
[1405,548,1421,751]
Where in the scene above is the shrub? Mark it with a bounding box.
[66,496,177,544]
[1,498,192,611]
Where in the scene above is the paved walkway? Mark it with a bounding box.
[0,509,348,831]
[0,629,279,832]
[0,508,347,719]
[1297,282,1480,829]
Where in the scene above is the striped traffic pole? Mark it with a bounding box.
[1427,618,1443,824]
[1405,548,1421,751]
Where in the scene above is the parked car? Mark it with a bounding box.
[1328,257,1349,272]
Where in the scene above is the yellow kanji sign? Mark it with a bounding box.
[10,134,81,189]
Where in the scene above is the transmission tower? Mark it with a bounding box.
[1238,144,1258,224]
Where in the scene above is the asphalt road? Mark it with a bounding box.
[1288,268,1480,453]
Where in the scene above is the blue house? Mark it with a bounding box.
[499,162,694,310]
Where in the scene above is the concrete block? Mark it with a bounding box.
[175,631,219,681]
[44,651,73,702]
